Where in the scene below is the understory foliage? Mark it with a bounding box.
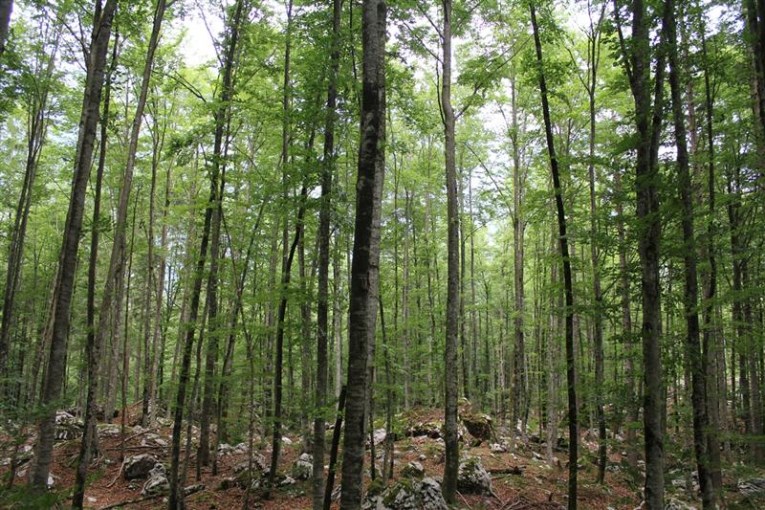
[0,0,763,509]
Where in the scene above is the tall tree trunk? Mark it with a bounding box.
[29,0,117,489]
[441,0,460,504]
[665,0,714,506]
[530,5,577,508]
[583,2,607,483]
[73,2,167,504]
[614,0,667,505]
[71,27,118,506]
[0,0,11,57]
[0,23,61,389]
[142,92,170,426]
[313,0,342,507]
[339,0,385,506]
[268,184,308,493]
[700,28,724,495]
[199,0,244,468]
[509,75,526,436]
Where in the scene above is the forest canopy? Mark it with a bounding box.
[0,0,764,509]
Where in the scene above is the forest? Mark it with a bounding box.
[0,0,764,509]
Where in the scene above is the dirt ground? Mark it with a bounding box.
[1,404,757,509]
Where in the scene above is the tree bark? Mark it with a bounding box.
[0,0,11,57]
[665,0,714,506]
[339,1,385,506]
[530,5,577,508]
[0,22,61,390]
[313,0,342,507]
[441,0,460,504]
[199,0,244,468]
[29,0,117,489]
[615,0,668,505]
[73,2,167,504]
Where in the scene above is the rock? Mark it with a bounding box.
[401,461,425,480]
[490,443,507,453]
[406,421,442,439]
[47,474,55,488]
[233,442,248,454]
[364,477,447,510]
[292,453,313,480]
[664,498,697,510]
[98,423,121,437]
[54,411,83,440]
[234,454,267,488]
[279,475,297,487]
[457,457,492,495]
[141,464,169,496]
[373,428,387,446]
[461,413,494,444]
[183,483,205,496]
[218,443,236,456]
[738,477,765,496]
[124,454,160,480]
[418,454,426,461]
[420,477,448,510]
[155,417,173,427]
[282,436,293,445]
[234,453,267,473]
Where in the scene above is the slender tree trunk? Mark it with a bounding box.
[313,0,342,507]
[339,1,385,506]
[509,76,526,437]
[700,28,724,495]
[582,3,607,483]
[199,0,244,468]
[73,3,167,504]
[0,0,11,57]
[615,0,667,505]
[29,0,117,489]
[441,0,460,504]
[665,0,714,505]
[530,6,577,508]
[0,25,61,389]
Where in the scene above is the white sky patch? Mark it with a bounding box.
[179,3,222,68]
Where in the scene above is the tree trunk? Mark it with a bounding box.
[530,5,577,508]
[665,0,714,505]
[199,0,244,468]
[339,0,385,506]
[0,22,61,391]
[29,0,117,489]
[73,2,167,504]
[313,0,342,506]
[0,0,12,57]
[614,0,667,505]
[441,0,460,504]
[699,28,724,494]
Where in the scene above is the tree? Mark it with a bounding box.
[339,0,386,507]
[529,3,577,507]
[664,0,714,506]
[614,0,667,506]
[313,0,342,508]
[441,0,460,504]
[0,0,11,57]
[28,0,118,490]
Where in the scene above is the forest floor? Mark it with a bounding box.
[1,403,763,509]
